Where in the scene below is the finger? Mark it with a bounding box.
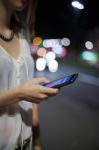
[41,86,59,95]
[39,94,48,100]
[32,77,51,85]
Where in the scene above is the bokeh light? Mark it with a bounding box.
[80,51,98,63]
[71,1,84,10]
[33,37,42,46]
[85,41,93,50]
[37,48,46,57]
[31,44,38,53]
[52,45,63,55]
[61,37,71,46]
[60,47,67,57]
[48,60,58,72]
[43,39,60,48]
[45,51,56,62]
[36,58,46,71]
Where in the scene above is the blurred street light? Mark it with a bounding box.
[48,60,58,72]
[85,41,93,50]
[36,58,46,71]
[61,38,71,46]
[71,1,84,10]
[80,51,98,63]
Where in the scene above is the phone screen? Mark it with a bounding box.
[43,73,78,88]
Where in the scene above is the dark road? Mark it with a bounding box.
[36,62,99,150]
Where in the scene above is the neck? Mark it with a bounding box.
[0,1,13,31]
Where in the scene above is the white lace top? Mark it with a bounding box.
[0,33,34,150]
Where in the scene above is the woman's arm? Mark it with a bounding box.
[0,87,21,107]
[0,77,59,107]
[32,104,42,150]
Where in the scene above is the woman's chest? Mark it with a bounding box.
[0,51,34,82]
[0,54,13,74]
[0,36,20,60]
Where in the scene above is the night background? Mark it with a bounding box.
[36,0,99,47]
[32,0,99,150]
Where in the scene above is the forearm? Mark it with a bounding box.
[32,104,42,150]
[33,124,42,146]
[0,87,21,107]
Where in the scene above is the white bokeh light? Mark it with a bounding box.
[45,51,56,62]
[48,60,58,72]
[36,58,46,71]
[85,41,93,50]
[71,1,84,10]
[43,39,60,48]
[61,38,71,46]
[43,40,48,48]
[52,46,63,55]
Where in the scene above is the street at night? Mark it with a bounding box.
[35,61,99,150]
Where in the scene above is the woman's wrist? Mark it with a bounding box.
[6,86,22,102]
[13,86,25,101]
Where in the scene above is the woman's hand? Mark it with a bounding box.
[18,77,59,103]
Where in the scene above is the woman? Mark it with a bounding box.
[0,0,59,150]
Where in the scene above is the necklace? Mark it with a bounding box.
[0,31,14,42]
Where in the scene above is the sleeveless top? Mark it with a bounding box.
[0,33,34,150]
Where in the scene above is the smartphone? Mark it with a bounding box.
[43,73,78,88]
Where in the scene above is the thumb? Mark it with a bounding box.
[33,77,50,84]
[38,77,50,83]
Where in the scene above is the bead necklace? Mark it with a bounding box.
[0,31,14,42]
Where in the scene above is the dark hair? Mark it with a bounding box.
[26,0,39,36]
[10,0,38,37]
[10,13,24,33]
